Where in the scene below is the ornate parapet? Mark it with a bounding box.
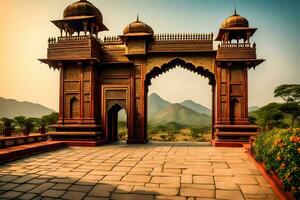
[149,33,213,53]
[47,36,102,60]
[216,43,257,60]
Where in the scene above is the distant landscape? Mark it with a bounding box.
[0,97,56,118]
[0,94,271,142]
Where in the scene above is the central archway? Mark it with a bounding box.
[144,58,216,141]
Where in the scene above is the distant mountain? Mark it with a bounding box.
[148,93,171,117]
[149,103,211,126]
[180,100,211,116]
[0,97,56,118]
[249,106,260,112]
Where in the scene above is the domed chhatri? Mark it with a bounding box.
[123,15,154,35]
[221,10,249,29]
[51,0,108,36]
[63,0,103,20]
[215,9,256,42]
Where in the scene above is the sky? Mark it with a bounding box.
[0,0,299,110]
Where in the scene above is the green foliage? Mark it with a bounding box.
[250,103,288,130]
[14,116,26,128]
[0,117,14,128]
[274,84,300,128]
[190,126,210,139]
[253,128,300,198]
[274,84,300,103]
[279,103,300,128]
[41,112,59,126]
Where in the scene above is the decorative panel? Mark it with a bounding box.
[135,79,140,97]
[221,83,227,95]
[230,69,243,82]
[64,81,80,91]
[102,78,130,84]
[221,102,227,118]
[64,67,80,80]
[221,68,226,82]
[127,39,146,55]
[83,102,90,118]
[83,67,90,81]
[84,94,90,101]
[135,65,141,77]
[83,82,90,93]
[221,96,227,102]
[106,90,126,99]
[230,84,242,95]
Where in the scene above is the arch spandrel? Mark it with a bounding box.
[145,57,216,86]
[145,55,216,75]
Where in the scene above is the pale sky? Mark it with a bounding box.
[0,0,299,110]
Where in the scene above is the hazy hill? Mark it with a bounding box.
[148,93,171,117]
[249,106,260,112]
[0,97,56,118]
[180,100,211,116]
[149,103,211,126]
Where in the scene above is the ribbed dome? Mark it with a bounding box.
[63,0,103,21]
[123,17,154,35]
[221,12,249,29]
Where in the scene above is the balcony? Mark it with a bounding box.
[47,35,102,60]
[216,43,257,60]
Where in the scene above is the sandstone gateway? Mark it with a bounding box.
[40,0,264,146]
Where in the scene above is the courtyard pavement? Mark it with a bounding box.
[0,142,278,200]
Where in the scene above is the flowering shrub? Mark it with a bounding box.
[253,128,300,198]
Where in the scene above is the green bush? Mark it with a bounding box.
[253,128,300,198]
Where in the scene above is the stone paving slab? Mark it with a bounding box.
[0,143,279,200]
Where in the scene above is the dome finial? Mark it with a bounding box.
[234,0,237,15]
[136,14,140,22]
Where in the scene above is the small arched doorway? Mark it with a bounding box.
[106,103,127,143]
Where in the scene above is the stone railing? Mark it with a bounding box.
[48,35,102,45]
[103,36,122,43]
[154,33,213,41]
[218,42,256,48]
[0,134,49,148]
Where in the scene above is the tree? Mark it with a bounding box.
[41,112,59,126]
[14,116,26,130]
[274,84,300,127]
[274,84,300,103]
[254,103,287,129]
[0,118,14,128]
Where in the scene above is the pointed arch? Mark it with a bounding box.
[145,58,216,86]
[70,96,79,118]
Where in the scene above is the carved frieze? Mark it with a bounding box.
[148,40,213,52]
[217,47,256,59]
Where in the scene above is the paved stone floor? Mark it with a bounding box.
[0,143,278,200]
